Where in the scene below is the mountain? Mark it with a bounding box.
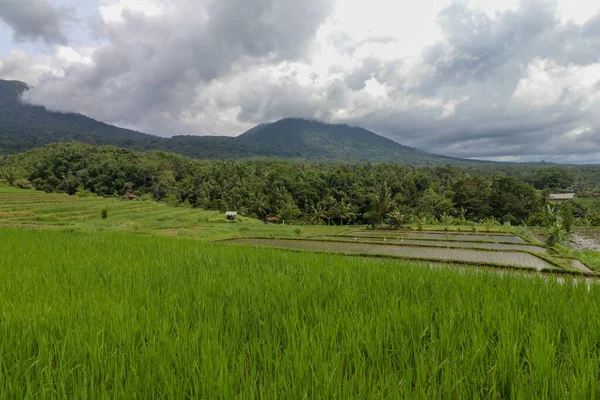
[0,79,477,165]
[238,118,469,164]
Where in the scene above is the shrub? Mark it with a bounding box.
[101,208,108,219]
[14,179,33,189]
[294,227,303,236]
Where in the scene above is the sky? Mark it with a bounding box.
[1,0,599,163]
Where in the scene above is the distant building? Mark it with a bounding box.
[265,216,279,224]
[225,211,238,220]
[548,193,575,201]
[122,193,137,200]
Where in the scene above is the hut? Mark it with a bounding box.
[265,216,279,224]
[122,193,137,200]
[225,211,238,220]
[548,193,575,202]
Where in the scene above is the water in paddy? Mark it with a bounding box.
[229,239,554,271]
[346,231,526,244]
[314,236,548,254]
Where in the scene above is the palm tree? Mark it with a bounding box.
[338,198,356,225]
[310,203,327,225]
[370,182,396,226]
[411,214,427,231]
[389,209,408,229]
[250,195,269,219]
[440,212,454,232]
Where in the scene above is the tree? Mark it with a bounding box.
[530,167,575,191]
[370,182,396,225]
[440,213,454,231]
[452,175,491,221]
[250,194,269,219]
[559,202,575,234]
[310,203,327,225]
[389,209,409,229]
[3,167,22,186]
[337,198,356,225]
[490,176,538,223]
[545,216,565,247]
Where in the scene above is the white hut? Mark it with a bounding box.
[225,211,238,220]
[548,193,575,202]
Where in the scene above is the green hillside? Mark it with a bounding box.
[1,79,478,165]
[239,118,470,164]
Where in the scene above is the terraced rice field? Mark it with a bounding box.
[0,186,246,231]
[4,228,600,397]
[229,238,556,271]
[314,235,549,254]
[347,230,526,243]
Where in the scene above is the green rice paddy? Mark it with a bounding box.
[3,186,600,397]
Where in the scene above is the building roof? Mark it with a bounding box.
[225,211,238,216]
[266,217,279,221]
[122,193,137,199]
[549,193,575,200]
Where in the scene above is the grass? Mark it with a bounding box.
[2,227,600,397]
[575,198,599,206]
[0,185,352,240]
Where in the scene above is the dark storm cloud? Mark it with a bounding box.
[335,0,600,162]
[23,0,335,134]
[0,0,69,45]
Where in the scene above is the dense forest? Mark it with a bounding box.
[3,142,600,227]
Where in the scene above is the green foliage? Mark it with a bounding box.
[440,212,454,231]
[0,81,482,165]
[529,167,575,191]
[2,228,600,397]
[483,216,496,232]
[411,214,427,231]
[388,209,409,229]
[101,208,108,219]
[559,202,575,234]
[9,142,600,227]
[544,206,565,247]
[370,182,395,226]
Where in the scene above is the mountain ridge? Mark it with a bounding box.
[1,79,478,165]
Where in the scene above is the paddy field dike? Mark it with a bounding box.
[2,185,600,398]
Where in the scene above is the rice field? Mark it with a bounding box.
[347,230,527,244]
[0,186,247,232]
[313,235,550,253]
[0,186,351,240]
[229,238,556,271]
[3,227,600,398]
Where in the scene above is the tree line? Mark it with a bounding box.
[2,142,599,226]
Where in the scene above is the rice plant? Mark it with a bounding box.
[2,227,600,398]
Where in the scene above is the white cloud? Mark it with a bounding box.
[512,58,600,108]
[3,0,600,163]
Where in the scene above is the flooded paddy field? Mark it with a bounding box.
[312,235,549,254]
[229,238,555,271]
[345,230,526,243]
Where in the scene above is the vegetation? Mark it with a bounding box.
[2,227,600,397]
[1,79,477,164]
[6,143,600,228]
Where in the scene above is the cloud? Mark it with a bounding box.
[17,0,600,163]
[0,0,69,45]
[22,0,335,134]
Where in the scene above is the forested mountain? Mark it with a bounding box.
[238,118,469,164]
[0,79,477,164]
